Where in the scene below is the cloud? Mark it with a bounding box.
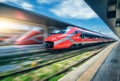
[2,0,23,4]
[21,2,33,10]
[50,0,98,19]
[9,0,21,3]
[37,0,51,4]
[0,0,33,10]
[0,0,7,3]
[36,0,58,4]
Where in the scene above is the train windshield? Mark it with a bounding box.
[58,28,71,34]
[58,30,66,34]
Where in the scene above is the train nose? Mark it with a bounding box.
[14,30,43,45]
[15,40,25,45]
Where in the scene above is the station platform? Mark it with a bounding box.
[59,42,119,81]
[91,41,120,81]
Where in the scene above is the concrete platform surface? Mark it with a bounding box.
[91,42,120,81]
[58,42,117,81]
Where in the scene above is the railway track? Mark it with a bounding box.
[43,49,102,81]
[0,44,44,57]
[0,43,107,65]
[0,42,111,80]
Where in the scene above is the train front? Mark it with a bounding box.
[45,27,73,49]
[15,29,44,45]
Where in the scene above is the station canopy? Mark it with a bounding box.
[85,0,120,38]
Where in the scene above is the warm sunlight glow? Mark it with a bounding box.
[0,19,20,33]
[0,20,14,29]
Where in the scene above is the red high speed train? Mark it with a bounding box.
[15,29,44,45]
[45,26,114,49]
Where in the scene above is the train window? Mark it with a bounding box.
[75,31,81,34]
[58,29,66,34]
[84,33,99,38]
[84,34,86,38]
[84,33,90,38]
[80,33,98,38]
[75,31,78,34]
[71,31,80,35]
[58,28,71,34]
[80,33,84,38]
[91,34,95,38]
[89,34,92,38]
